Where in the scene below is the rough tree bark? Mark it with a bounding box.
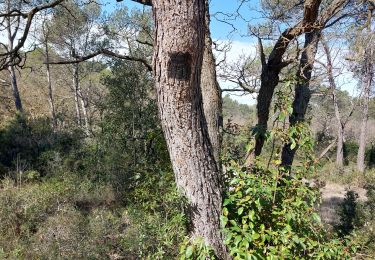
[281,30,321,167]
[152,0,227,257]
[201,0,222,171]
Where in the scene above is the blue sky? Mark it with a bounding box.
[100,1,358,104]
[101,0,258,42]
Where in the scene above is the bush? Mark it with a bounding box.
[221,162,357,259]
[0,115,84,178]
[335,190,365,237]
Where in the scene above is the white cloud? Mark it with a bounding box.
[214,39,258,105]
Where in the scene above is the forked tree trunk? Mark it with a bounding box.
[322,38,344,166]
[201,0,222,171]
[152,0,227,257]
[249,0,323,163]
[281,30,321,167]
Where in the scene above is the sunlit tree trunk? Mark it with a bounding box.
[6,3,23,113]
[72,63,82,126]
[321,38,344,166]
[44,37,57,130]
[152,0,227,257]
[79,88,90,135]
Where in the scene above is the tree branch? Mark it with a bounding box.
[47,48,152,72]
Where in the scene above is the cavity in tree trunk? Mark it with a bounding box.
[152,0,227,257]
[201,0,222,171]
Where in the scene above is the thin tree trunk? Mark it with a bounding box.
[357,60,372,172]
[152,0,227,257]
[79,89,90,135]
[281,30,321,168]
[249,0,348,163]
[6,10,23,113]
[8,65,23,112]
[321,38,344,166]
[45,39,57,130]
[317,139,336,161]
[201,0,222,171]
[336,125,344,166]
[73,63,82,126]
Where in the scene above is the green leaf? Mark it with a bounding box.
[223,198,231,206]
[238,207,244,215]
[185,246,193,258]
[252,233,260,240]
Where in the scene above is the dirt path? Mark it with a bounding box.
[320,182,367,225]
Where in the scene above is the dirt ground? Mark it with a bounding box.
[319,182,367,225]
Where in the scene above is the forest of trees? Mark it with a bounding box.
[0,0,374,259]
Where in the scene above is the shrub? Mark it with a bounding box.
[221,162,357,259]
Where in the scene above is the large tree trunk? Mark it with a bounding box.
[357,58,372,172]
[45,39,57,130]
[201,0,222,171]
[281,30,321,167]
[152,0,227,257]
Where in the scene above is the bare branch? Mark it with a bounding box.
[47,48,152,71]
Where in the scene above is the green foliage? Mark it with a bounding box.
[0,115,83,178]
[336,190,364,237]
[343,141,359,165]
[222,95,255,164]
[349,174,375,257]
[121,171,187,259]
[0,169,186,259]
[221,162,356,259]
[179,237,216,260]
[221,79,357,259]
